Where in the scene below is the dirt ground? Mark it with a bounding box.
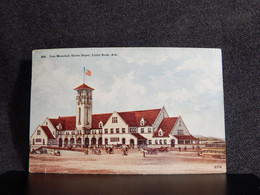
[29,149,226,174]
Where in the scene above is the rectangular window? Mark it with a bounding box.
[37,130,41,135]
[122,128,126,133]
[164,139,167,144]
[110,128,114,134]
[116,128,120,133]
[178,140,184,144]
[130,128,137,133]
[148,140,152,144]
[112,117,118,123]
[179,120,181,126]
[155,140,158,144]
[105,129,108,134]
[185,140,190,144]
[36,139,41,142]
[159,140,162,144]
[141,128,144,133]
[110,137,119,142]
[177,130,184,135]
[148,128,151,133]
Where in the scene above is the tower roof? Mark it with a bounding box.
[74,83,94,90]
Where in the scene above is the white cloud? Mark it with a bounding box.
[94,71,146,112]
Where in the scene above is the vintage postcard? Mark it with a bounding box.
[29,48,226,174]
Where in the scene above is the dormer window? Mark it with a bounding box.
[140,117,145,126]
[158,129,163,136]
[57,123,62,130]
[98,121,103,128]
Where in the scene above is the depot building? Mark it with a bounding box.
[30,83,197,151]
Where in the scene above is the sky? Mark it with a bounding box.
[30,48,225,138]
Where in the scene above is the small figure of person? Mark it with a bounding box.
[121,148,125,155]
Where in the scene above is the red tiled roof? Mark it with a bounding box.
[49,114,112,130]
[40,126,55,139]
[118,108,161,127]
[131,133,147,140]
[49,116,76,130]
[174,135,197,140]
[153,117,178,138]
[92,113,112,129]
[48,108,161,131]
[74,83,94,90]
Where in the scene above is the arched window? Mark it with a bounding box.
[78,107,81,125]
[158,129,163,136]
[98,121,103,128]
[140,117,145,126]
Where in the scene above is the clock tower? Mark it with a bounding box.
[74,83,94,132]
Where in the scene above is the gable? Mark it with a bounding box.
[170,116,191,135]
[153,117,178,137]
[40,126,55,139]
[31,125,49,139]
[152,106,169,129]
[103,112,128,128]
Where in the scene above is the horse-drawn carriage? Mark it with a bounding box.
[141,148,158,155]
[157,146,170,152]
[141,146,170,155]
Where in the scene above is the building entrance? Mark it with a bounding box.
[130,139,134,148]
[171,139,175,147]
[58,138,62,147]
[91,137,96,147]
